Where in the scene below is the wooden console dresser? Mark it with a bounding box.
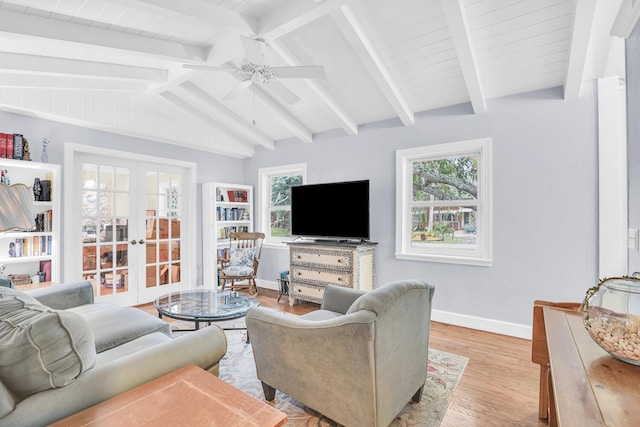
[532,303,640,426]
[287,241,377,306]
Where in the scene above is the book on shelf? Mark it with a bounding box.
[40,260,52,282]
[5,134,13,159]
[0,133,6,158]
[226,190,248,203]
[216,207,248,221]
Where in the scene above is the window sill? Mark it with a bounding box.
[395,252,492,267]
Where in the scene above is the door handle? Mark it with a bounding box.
[138,239,145,245]
[130,240,137,245]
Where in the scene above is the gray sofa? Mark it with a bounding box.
[246,279,435,427]
[0,280,227,427]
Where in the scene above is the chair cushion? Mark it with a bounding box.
[229,247,255,268]
[0,287,96,400]
[222,266,255,276]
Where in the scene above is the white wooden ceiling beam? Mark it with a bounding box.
[611,0,640,38]
[564,0,597,99]
[441,0,486,114]
[331,5,414,127]
[174,82,276,150]
[0,9,206,62]
[258,0,351,40]
[0,74,148,91]
[268,40,358,136]
[159,92,255,158]
[253,85,313,144]
[150,35,245,95]
[0,52,167,83]
[107,0,256,36]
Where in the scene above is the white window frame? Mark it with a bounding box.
[259,163,307,247]
[395,138,492,266]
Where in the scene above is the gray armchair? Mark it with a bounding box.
[246,279,435,427]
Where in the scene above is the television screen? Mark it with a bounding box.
[291,180,370,241]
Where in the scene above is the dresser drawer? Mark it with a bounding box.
[290,283,325,304]
[290,247,353,270]
[291,266,353,287]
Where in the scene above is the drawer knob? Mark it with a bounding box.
[337,259,342,263]
[297,255,301,259]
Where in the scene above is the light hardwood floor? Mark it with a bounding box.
[141,289,547,427]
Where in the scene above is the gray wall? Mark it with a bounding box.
[0,110,246,284]
[628,23,640,273]
[245,84,599,327]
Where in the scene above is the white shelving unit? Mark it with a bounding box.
[0,158,61,286]
[202,182,253,288]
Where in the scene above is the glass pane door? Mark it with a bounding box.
[81,162,133,301]
[138,166,183,301]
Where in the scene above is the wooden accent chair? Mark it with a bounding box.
[531,300,581,422]
[218,232,265,295]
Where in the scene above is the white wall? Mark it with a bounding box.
[0,109,246,285]
[627,24,640,273]
[244,84,599,337]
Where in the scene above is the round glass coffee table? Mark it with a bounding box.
[154,289,259,340]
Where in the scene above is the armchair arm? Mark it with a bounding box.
[246,306,377,421]
[26,280,94,309]
[320,285,366,314]
[1,326,227,427]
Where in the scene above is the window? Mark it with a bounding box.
[396,138,492,266]
[259,163,306,245]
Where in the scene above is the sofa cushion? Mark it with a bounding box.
[68,304,171,353]
[0,380,14,419]
[0,287,96,400]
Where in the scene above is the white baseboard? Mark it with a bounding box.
[431,309,532,340]
[257,279,279,291]
[257,280,532,339]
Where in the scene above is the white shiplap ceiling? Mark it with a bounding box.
[0,0,633,158]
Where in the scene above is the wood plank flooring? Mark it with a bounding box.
[139,289,546,427]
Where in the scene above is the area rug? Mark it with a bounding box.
[171,320,468,426]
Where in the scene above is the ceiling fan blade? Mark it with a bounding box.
[265,80,301,104]
[240,36,265,66]
[273,66,325,79]
[183,64,237,72]
[224,81,252,100]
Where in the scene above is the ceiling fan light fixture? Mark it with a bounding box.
[239,63,277,85]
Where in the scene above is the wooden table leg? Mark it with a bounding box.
[539,364,549,419]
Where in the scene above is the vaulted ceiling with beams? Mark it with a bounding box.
[0,0,632,158]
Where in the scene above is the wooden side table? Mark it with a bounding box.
[51,364,287,427]
[533,305,640,426]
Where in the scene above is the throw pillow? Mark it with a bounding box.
[0,288,96,401]
[229,247,255,268]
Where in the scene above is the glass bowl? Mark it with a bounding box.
[583,277,640,365]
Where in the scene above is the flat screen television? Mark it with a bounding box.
[291,180,370,241]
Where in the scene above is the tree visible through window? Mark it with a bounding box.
[259,164,306,244]
[412,156,478,245]
[396,139,492,266]
[269,175,303,238]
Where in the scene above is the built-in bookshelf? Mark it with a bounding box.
[202,182,253,288]
[0,158,61,286]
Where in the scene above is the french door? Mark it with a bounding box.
[67,150,191,306]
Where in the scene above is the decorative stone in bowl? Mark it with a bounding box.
[583,277,640,365]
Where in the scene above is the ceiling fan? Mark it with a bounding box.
[184,36,325,105]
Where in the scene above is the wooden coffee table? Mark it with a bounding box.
[51,364,287,426]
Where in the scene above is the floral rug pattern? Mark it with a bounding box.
[172,321,467,426]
